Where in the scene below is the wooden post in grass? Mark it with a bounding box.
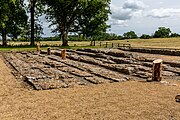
[100,42,102,47]
[112,43,114,48]
[152,59,163,81]
[61,49,66,60]
[36,43,40,53]
[106,42,108,48]
[90,41,93,46]
[47,47,51,55]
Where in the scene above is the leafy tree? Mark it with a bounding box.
[117,35,123,40]
[75,0,110,38]
[45,0,111,46]
[0,0,15,46]
[170,33,180,37]
[28,0,45,46]
[123,31,138,39]
[140,34,152,39]
[153,27,171,38]
[0,0,27,46]
[6,1,28,39]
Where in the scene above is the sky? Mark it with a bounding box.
[42,0,180,37]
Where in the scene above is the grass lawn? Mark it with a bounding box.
[1,37,180,51]
[111,37,180,49]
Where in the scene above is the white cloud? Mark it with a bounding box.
[147,8,180,18]
[109,0,146,26]
[108,17,128,27]
[123,0,147,10]
[111,7,132,20]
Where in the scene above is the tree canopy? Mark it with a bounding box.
[153,27,171,38]
[0,0,28,46]
[123,31,138,39]
[76,0,110,38]
[45,0,111,46]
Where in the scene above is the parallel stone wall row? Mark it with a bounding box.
[120,47,180,56]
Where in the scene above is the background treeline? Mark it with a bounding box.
[9,26,180,42]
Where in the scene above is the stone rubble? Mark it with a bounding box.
[3,48,180,90]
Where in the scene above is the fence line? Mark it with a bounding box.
[90,41,131,48]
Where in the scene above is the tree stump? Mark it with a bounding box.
[47,47,51,55]
[61,49,66,60]
[152,59,163,81]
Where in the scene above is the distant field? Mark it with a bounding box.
[4,37,180,50]
[120,37,180,49]
[8,41,91,47]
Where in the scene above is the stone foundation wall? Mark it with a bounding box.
[120,47,180,56]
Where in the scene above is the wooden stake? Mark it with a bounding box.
[47,47,51,55]
[36,44,40,52]
[90,41,93,46]
[106,42,108,48]
[61,49,66,60]
[152,59,163,81]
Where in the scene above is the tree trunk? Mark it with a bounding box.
[2,29,7,46]
[61,32,68,46]
[30,0,35,46]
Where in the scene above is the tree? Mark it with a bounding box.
[30,0,44,46]
[123,31,138,39]
[45,0,111,46]
[0,0,15,46]
[140,34,152,39]
[153,27,171,38]
[30,0,36,46]
[0,0,27,46]
[25,0,45,46]
[75,0,110,38]
[170,33,180,37]
[6,0,28,40]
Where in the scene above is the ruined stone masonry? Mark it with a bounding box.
[3,48,180,90]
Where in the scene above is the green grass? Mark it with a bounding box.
[1,37,180,51]
[0,44,101,51]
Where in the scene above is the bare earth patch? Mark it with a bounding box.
[0,49,180,120]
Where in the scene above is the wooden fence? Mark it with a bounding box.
[90,41,131,48]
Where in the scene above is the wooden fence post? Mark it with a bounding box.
[100,42,102,47]
[106,42,108,48]
[112,43,114,48]
[47,47,51,55]
[36,44,40,52]
[61,49,66,60]
[152,59,163,81]
[90,41,93,46]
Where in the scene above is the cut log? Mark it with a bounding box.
[152,59,163,81]
[47,47,51,55]
[61,49,66,60]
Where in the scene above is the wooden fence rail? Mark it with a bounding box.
[90,41,131,48]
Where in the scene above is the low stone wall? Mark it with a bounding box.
[119,47,180,56]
